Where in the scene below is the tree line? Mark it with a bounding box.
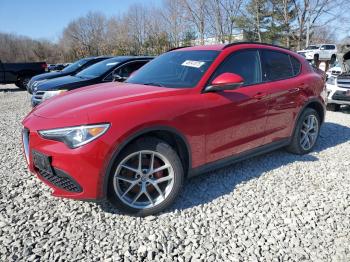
[1,0,349,63]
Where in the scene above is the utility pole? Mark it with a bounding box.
[306,15,310,47]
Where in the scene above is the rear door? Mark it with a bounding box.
[259,49,303,144]
[319,45,328,60]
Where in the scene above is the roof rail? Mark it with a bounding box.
[223,42,290,51]
[167,46,191,52]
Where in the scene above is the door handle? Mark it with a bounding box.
[298,83,308,89]
[288,87,300,93]
[253,92,268,100]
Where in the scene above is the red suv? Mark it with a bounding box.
[22,43,326,216]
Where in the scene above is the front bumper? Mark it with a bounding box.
[22,115,114,200]
[326,84,350,105]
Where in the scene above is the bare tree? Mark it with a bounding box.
[161,0,187,47]
[207,0,243,43]
[292,0,349,49]
[181,0,208,45]
[61,12,108,58]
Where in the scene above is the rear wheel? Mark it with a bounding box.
[286,108,320,155]
[326,103,340,111]
[15,76,30,89]
[108,137,184,216]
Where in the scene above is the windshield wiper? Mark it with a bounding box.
[142,82,165,87]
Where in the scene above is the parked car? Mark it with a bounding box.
[27,57,111,94]
[47,64,57,72]
[31,56,152,106]
[326,44,350,111]
[297,44,337,64]
[326,62,342,78]
[52,64,66,71]
[0,60,47,89]
[22,43,326,216]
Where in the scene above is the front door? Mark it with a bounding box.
[203,50,270,163]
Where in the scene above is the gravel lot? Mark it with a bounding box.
[1,84,350,261]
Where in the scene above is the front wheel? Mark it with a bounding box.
[286,108,320,155]
[15,76,30,89]
[108,137,184,216]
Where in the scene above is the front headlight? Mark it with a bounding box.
[42,90,67,101]
[39,124,110,148]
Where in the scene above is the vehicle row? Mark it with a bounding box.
[325,44,350,110]
[28,56,153,106]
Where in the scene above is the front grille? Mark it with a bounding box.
[37,167,82,193]
[331,91,350,101]
[331,70,341,75]
[337,78,350,89]
[33,91,45,103]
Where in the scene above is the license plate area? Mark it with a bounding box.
[32,150,53,175]
[345,90,350,96]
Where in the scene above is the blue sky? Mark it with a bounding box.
[0,0,162,41]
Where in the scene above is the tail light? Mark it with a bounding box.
[42,63,48,71]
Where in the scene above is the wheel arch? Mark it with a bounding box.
[101,125,192,198]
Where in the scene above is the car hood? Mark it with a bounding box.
[31,71,72,82]
[32,82,186,119]
[36,75,89,91]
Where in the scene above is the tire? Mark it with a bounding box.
[15,76,30,89]
[314,54,319,65]
[330,55,336,65]
[326,103,340,112]
[286,108,320,155]
[108,137,184,216]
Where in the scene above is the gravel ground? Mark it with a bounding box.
[1,84,350,262]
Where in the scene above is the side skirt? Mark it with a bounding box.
[188,138,290,178]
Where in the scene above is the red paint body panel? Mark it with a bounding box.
[22,43,326,200]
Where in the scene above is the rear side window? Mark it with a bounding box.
[260,50,294,81]
[290,56,301,76]
[211,50,261,86]
[327,45,336,50]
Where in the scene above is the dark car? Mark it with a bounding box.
[0,60,47,89]
[31,56,153,106]
[51,64,67,71]
[27,57,111,94]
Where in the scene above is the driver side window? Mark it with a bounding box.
[211,50,262,86]
[105,61,148,82]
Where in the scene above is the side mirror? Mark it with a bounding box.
[204,73,244,92]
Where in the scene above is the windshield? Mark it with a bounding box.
[306,45,319,50]
[76,59,119,79]
[62,58,89,72]
[126,50,219,88]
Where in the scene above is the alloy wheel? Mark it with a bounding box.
[300,115,319,151]
[113,150,174,209]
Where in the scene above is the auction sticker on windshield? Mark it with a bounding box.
[182,60,205,68]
